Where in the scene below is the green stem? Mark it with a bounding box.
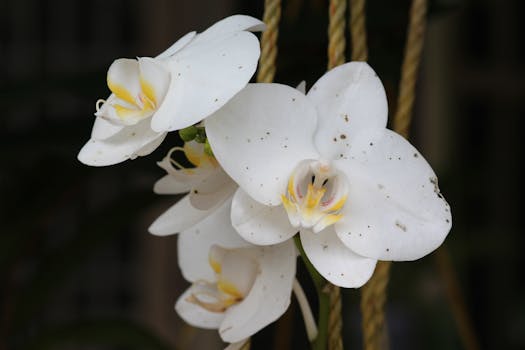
[294,236,329,350]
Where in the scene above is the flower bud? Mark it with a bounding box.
[179,126,198,142]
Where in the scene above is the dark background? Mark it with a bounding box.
[1,0,524,349]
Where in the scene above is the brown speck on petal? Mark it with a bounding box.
[395,220,407,232]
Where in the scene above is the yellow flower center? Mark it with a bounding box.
[281,160,348,233]
[106,73,157,121]
[187,246,258,313]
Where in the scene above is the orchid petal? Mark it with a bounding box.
[77,119,165,166]
[300,228,376,288]
[178,198,251,282]
[91,116,124,140]
[106,58,141,106]
[151,31,261,132]
[190,170,238,210]
[175,288,225,330]
[156,31,196,59]
[206,84,319,206]
[307,62,388,160]
[138,57,170,106]
[231,188,296,245]
[133,130,167,157]
[148,195,217,236]
[296,81,306,94]
[191,15,265,44]
[219,241,296,342]
[334,128,452,261]
[155,148,217,188]
[153,175,193,195]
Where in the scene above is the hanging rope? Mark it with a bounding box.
[360,262,392,350]
[326,1,347,349]
[392,0,428,138]
[360,1,427,350]
[328,0,347,69]
[325,283,343,350]
[257,0,282,83]
[349,0,368,61]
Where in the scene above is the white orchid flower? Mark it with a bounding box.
[175,197,296,343]
[78,15,265,166]
[148,140,237,236]
[205,62,452,288]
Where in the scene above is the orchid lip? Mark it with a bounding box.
[187,245,259,314]
[95,57,171,126]
[281,159,348,233]
[158,141,219,178]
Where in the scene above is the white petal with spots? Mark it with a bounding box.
[334,128,452,261]
[300,227,376,288]
[78,119,166,166]
[307,62,388,160]
[206,84,319,206]
[219,242,296,342]
[231,188,297,245]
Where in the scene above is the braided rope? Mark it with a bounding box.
[349,0,368,61]
[328,0,347,69]
[360,262,392,350]
[392,0,428,138]
[256,0,282,83]
[326,1,347,349]
[325,284,343,350]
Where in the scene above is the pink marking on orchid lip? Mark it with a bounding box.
[296,185,303,198]
[321,197,334,207]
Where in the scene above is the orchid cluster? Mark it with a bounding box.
[78,14,451,348]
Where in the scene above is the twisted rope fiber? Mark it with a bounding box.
[360,262,391,350]
[393,0,428,138]
[328,0,347,69]
[349,0,368,61]
[326,1,347,350]
[325,283,343,350]
[256,0,282,83]
[361,1,428,349]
